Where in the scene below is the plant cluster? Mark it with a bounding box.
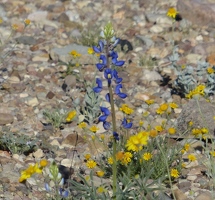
[168,45,215,99]
[0,131,38,155]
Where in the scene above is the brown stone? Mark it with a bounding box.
[46,91,55,99]
[206,53,215,66]
[177,0,215,28]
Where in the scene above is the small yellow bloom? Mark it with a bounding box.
[100,134,105,140]
[85,175,90,181]
[24,19,31,25]
[181,65,186,69]
[167,7,178,19]
[84,154,91,160]
[139,120,144,127]
[145,99,154,105]
[143,111,149,117]
[108,157,113,165]
[188,154,196,162]
[121,152,132,165]
[168,127,176,134]
[184,143,190,152]
[120,104,134,115]
[188,121,193,126]
[78,122,87,129]
[91,135,95,140]
[192,128,201,136]
[90,125,99,133]
[210,151,215,157]
[155,125,163,132]
[171,168,179,178]
[207,67,214,74]
[181,149,185,154]
[201,127,209,134]
[181,163,186,168]
[0,18,3,24]
[69,50,81,58]
[143,152,152,161]
[149,129,158,138]
[169,102,178,109]
[97,186,106,193]
[12,24,18,30]
[88,47,94,54]
[40,159,48,167]
[86,160,97,169]
[66,110,76,122]
[116,151,124,161]
[96,171,105,177]
[156,103,169,114]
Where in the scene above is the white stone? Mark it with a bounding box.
[25,97,39,107]
[150,25,163,33]
[33,149,44,159]
[61,159,72,168]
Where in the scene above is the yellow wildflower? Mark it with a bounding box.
[156,103,168,114]
[145,99,154,105]
[207,67,214,74]
[97,186,106,193]
[126,131,149,152]
[143,152,152,161]
[192,128,201,136]
[181,163,186,168]
[121,152,132,165]
[201,127,209,134]
[69,50,81,58]
[88,47,94,54]
[12,24,18,30]
[170,168,179,178]
[143,111,149,117]
[167,7,178,19]
[168,127,176,134]
[184,143,190,152]
[139,120,144,126]
[66,110,76,122]
[40,159,48,167]
[84,154,91,160]
[78,122,87,129]
[120,104,134,115]
[89,125,99,133]
[149,129,158,138]
[155,125,163,132]
[188,121,193,126]
[96,171,105,177]
[86,160,97,169]
[24,19,31,25]
[0,18,3,24]
[108,157,113,165]
[210,151,215,157]
[169,102,178,109]
[188,154,196,162]
[100,134,105,140]
[116,151,124,161]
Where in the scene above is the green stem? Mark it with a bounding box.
[106,41,117,199]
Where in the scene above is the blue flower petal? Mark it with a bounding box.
[99,115,108,122]
[115,84,122,94]
[105,93,110,102]
[115,60,125,66]
[100,107,110,116]
[118,92,127,99]
[103,121,111,130]
[113,132,119,140]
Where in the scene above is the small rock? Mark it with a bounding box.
[33,149,44,159]
[195,191,213,200]
[46,91,55,99]
[16,36,37,45]
[0,113,14,125]
[150,24,163,33]
[25,97,39,107]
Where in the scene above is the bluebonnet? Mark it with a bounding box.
[115,84,127,99]
[122,118,132,129]
[113,132,119,141]
[104,68,113,86]
[96,55,107,71]
[93,40,104,53]
[99,107,110,122]
[110,51,125,66]
[93,78,102,93]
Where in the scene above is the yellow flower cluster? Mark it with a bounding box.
[78,122,87,129]
[188,154,196,162]
[69,50,81,58]
[192,127,208,139]
[19,159,48,182]
[120,104,134,115]
[156,102,178,115]
[66,110,76,122]
[88,48,94,54]
[186,85,205,99]
[142,152,152,161]
[126,131,149,152]
[116,151,133,165]
[181,143,190,154]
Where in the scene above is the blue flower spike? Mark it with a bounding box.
[93,78,103,93]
